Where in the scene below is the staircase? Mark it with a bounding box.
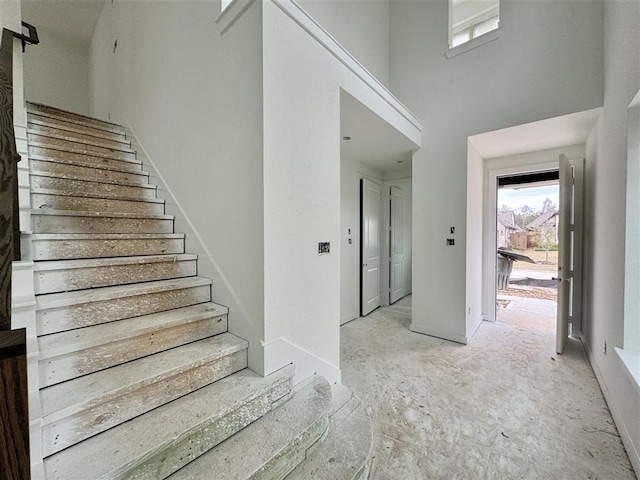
[26,102,372,479]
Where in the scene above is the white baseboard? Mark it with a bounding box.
[264,338,341,386]
[409,323,468,345]
[466,315,484,341]
[583,340,640,476]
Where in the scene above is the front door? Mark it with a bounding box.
[556,154,573,354]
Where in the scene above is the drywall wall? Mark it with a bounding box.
[582,0,640,472]
[262,0,420,383]
[340,156,383,324]
[88,0,266,373]
[389,0,604,343]
[296,0,390,86]
[23,27,89,115]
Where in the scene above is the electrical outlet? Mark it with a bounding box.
[447,238,455,246]
[318,242,330,254]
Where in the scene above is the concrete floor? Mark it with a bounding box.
[341,295,637,479]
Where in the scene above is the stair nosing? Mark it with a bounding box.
[36,277,212,310]
[28,130,135,154]
[38,303,229,361]
[34,253,197,272]
[29,141,138,163]
[31,188,165,204]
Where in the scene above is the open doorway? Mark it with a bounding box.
[496,171,559,332]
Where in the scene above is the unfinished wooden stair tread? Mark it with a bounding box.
[32,233,185,260]
[27,102,123,133]
[40,333,248,456]
[29,145,142,169]
[28,124,132,149]
[32,190,164,216]
[36,276,213,335]
[285,384,373,480]
[43,366,294,480]
[170,375,331,480]
[28,130,136,159]
[38,302,228,363]
[28,117,129,144]
[34,253,197,294]
[30,157,149,185]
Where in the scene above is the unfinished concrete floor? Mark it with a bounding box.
[340,295,637,479]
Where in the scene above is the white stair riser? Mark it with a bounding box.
[33,236,184,260]
[32,193,164,215]
[29,134,135,161]
[29,145,140,170]
[32,214,172,234]
[39,314,228,387]
[28,105,123,134]
[31,175,155,199]
[37,284,211,335]
[30,159,148,184]
[29,124,131,150]
[42,349,247,457]
[118,377,292,480]
[35,258,197,295]
[28,114,126,141]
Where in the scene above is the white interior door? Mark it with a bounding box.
[361,178,381,316]
[390,186,405,304]
[557,154,573,354]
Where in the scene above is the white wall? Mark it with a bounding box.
[23,27,89,115]
[262,0,420,383]
[389,0,604,344]
[296,0,390,86]
[582,0,640,472]
[89,0,266,373]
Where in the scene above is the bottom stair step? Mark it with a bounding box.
[44,365,295,480]
[285,384,373,480]
[170,375,331,480]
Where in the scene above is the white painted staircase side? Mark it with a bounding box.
[26,102,371,479]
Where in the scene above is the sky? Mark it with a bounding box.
[498,185,559,212]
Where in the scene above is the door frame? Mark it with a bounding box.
[485,162,558,322]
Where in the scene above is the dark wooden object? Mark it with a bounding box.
[1,28,21,332]
[0,328,30,479]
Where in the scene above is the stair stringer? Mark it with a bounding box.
[122,122,266,375]
[11,105,46,480]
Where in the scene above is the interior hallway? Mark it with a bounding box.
[341,296,636,479]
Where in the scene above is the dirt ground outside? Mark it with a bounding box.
[498,285,557,302]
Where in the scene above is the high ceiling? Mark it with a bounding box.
[21,0,105,44]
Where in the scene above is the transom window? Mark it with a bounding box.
[449,0,500,49]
